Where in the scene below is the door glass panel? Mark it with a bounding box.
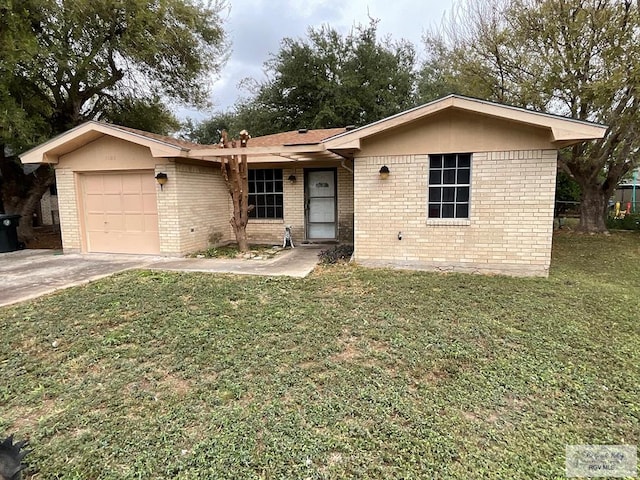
[308,171,335,197]
[309,198,335,223]
[306,170,336,239]
[308,223,335,238]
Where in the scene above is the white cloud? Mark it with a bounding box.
[185,0,454,120]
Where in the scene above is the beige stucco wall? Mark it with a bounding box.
[358,109,556,157]
[245,164,354,245]
[57,135,161,171]
[353,150,558,276]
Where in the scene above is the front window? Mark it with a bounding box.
[248,169,284,219]
[428,153,471,219]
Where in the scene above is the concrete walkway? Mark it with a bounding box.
[147,246,323,278]
[0,246,322,308]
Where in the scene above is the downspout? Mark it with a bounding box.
[340,158,353,174]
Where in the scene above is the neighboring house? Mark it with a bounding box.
[19,164,59,226]
[39,185,60,226]
[612,167,639,212]
[20,95,606,276]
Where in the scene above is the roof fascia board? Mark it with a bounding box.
[20,121,187,164]
[190,144,328,158]
[452,97,607,140]
[325,138,361,150]
[324,94,607,148]
[550,125,608,141]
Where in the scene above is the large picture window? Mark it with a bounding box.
[428,153,471,219]
[248,169,284,219]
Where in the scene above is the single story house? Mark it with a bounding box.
[21,95,606,276]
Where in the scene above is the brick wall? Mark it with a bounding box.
[54,168,81,253]
[337,164,354,242]
[246,167,302,245]
[245,165,354,245]
[353,150,557,276]
[157,162,233,255]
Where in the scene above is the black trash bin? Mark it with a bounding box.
[0,214,22,253]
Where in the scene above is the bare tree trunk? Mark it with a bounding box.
[219,130,253,252]
[577,185,609,233]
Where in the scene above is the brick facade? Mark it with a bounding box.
[54,168,82,253]
[25,99,604,275]
[246,165,354,245]
[157,163,233,255]
[353,150,557,276]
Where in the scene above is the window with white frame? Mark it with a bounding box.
[428,153,471,219]
[248,169,284,219]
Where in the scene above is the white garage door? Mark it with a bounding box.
[81,171,160,254]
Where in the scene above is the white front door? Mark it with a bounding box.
[305,169,337,240]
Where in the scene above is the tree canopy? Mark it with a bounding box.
[193,19,418,139]
[0,0,228,237]
[422,0,640,232]
[4,0,226,141]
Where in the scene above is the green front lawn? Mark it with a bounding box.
[1,233,639,479]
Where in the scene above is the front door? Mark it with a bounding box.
[305,169,337,240]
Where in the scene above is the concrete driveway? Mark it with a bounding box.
[0,247,323,308]
[0,250,153,307]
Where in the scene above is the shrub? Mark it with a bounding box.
[318,244,354,264]
[606,213,640,231]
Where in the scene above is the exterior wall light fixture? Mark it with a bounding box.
[288,175,297,184]
[379,165,390,180]
[155,172,168,190]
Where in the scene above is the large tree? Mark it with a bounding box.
[191,19,418,140]
[0,0,227,239]
[422,0,640,232]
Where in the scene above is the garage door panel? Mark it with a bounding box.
[84,194,107,212]
[105,213,125,231]
[141,179,156,194]
[144,214,159,232]
[122,194,144,212]
[102,175,124,194]
[121,175,142,193]
[124,214,148,231]
[83,175,104,191]
[82,171,160,254]
[142,194,157,211]
[103,195,123,213]
[86,215,106,230]
[88,232,160,255]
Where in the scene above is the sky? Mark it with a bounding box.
[178,0,455,120]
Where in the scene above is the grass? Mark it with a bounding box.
[1,232,639,479]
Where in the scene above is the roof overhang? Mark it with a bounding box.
[188,144,347,164]
[20,121,190,164]
[324,95,608,151]
[20,121,348,166]
[20,95,607,167]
